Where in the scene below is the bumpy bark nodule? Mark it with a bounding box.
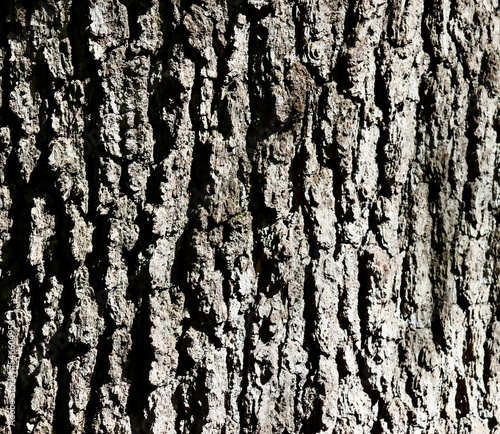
[0,0,499,432]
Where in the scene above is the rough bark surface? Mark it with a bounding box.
[0,0,499,433]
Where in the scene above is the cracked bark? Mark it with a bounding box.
[0,0,499,433]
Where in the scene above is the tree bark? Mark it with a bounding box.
[0,0,499,432]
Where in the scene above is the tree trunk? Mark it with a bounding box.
[0,0,499,432]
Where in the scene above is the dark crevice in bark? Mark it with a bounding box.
[386,0,402,46]
[79,107,102,208]
[299,378,325,434]
[489,417,499,431]
[126,293,154,434]
[331,52,351,98]
[367,203,380,247]
[463,325,475,365]
[83,223,115,434]
[172,345,196,428]
[12,306,35,433]
[238,307,258,433]
[188,77,212,205]
[300,270,324,430]
[170,229,195,365]
[226,0,244,16]
[455,375,470,418]
[123,209,156,432]
[429,253,448,354]
[234,1,273,20]
[421,0,444,65]
[417,71,436,128]
[313,87,330,168]
[68,0,92,80]
[289,100,309,214]
[416,0,441,151]
[191,368,209,434]
[337,280,351,332]
[256,315,272,345]
[46,223,81,434]
[118,160,132,197]
[147,1,183,166]
[357,252,371,347]
[173,92,226,347]
[428,180,445,252]
[83,316,116,433]
[428,263,447,352]
[301,256,321,351]
[169,82,221,430]
[351,113,364,193]
[356,351,379,406]
[331,173,348,257]
[144,163,163,206]
[399,247,412,321]
[257,263,280,299]
[430,307,446,352]
[211,28,231,129]
[342,0,359,47]
[85,209,109,311]
[292,3,307,62]
[295,108,325,431]
[148,53,184,167]
[454,237,469,311]
[455,275,470,313]
[67,0,105,223]
[157,0,176,57]
[371,420,384,434]
[373,58,392,198]
[336,348,349,382]
[404,372,418,408]
[377,126,392,198]
[0,2,13,45]
[462,91,481,228]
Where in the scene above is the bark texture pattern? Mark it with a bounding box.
[0,0,499,433]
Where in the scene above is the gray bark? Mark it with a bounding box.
[0,0,499,432]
